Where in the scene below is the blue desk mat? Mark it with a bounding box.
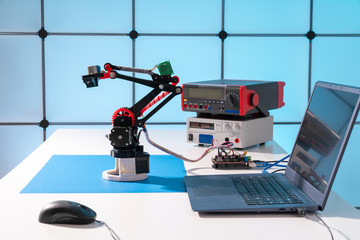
[21,155,186,193]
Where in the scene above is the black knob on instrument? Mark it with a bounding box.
[227,93,239,107]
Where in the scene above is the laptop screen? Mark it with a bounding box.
[288,83,360,194]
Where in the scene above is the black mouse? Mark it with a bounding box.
[38,200,97,224]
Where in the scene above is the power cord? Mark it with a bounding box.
[312,214,334,240]
[95,220,120,240]
[297,209,334,240]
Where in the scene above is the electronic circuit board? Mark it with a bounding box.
[212,154,256,169]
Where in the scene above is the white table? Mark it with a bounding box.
[0,128,359,240]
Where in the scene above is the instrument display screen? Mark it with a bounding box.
[187,87,223,100]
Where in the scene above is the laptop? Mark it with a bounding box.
[184,81,360,212]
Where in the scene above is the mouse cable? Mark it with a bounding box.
[95,220,120,240]
[142,127,232,162]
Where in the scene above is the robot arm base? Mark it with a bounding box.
[103,153,150,182]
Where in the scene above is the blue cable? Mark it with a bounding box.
[262,154,290,173]
[256,162,287,168]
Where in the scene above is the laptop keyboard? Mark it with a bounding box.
[232,175,303,205]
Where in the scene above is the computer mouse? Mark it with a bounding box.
[38,200,97,224]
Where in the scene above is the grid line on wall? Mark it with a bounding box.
[0,32,37,35]
[132,0,136,106]
[308,40,313,99]
[49,33,128,36]
[1,0,360,141]
[2,32,360,37]
[41,36,47,141]
[220,0,225,79]
[40,0,46,141]
[310,0,314,30]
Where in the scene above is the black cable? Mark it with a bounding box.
[220,147,228,157]
[270,169,286,173]
[268,160,288,163]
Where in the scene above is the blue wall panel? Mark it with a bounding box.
[0,36,42,122]
[46,125,108,139]
[226,0,309,33]
[136,0,221,33]
[45,0,132,33]
[0,0,40,32]
[0,126,43,178]
[314,0,360,33]
[312,38,360,87]
[312,37,360,121]
[273,124,300,153]
[45,36,133,122]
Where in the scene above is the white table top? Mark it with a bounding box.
[0,128,359,240]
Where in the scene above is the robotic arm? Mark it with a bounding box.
[82,61,182,181]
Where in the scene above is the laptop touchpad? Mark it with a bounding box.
[188,176,237,197]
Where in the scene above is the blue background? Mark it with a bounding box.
[1,0,359,206]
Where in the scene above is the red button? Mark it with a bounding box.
[234,138,239,143]
[194,104,198,109]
